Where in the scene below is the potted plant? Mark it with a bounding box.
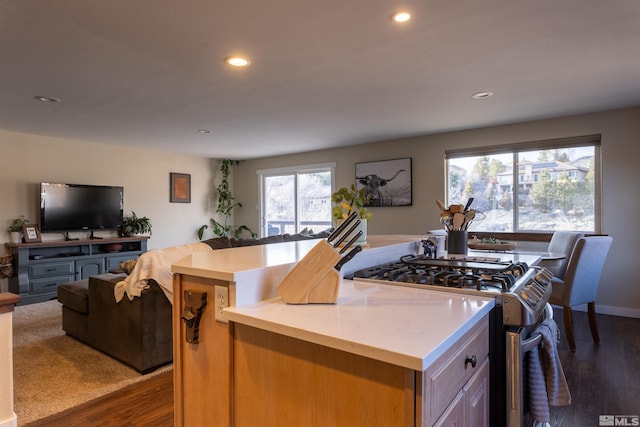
[8,215,29,244]
[331,184,372,244]
[120,211,152,237]
[198,159,256,240]
[331,184,372,222]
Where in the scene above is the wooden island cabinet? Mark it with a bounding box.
[171,237,494,427]
[230,313,490,426]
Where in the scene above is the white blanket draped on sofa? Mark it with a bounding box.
[114,242,214,303]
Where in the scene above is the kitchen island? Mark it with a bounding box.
[225,280,494,426]
[170,236,498,426]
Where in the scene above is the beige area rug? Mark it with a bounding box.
[12,300,172,426]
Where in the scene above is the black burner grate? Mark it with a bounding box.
[351,254,530,293]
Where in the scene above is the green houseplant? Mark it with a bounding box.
[331,184,372,222]
[8,215,29,232]
[331,184,371,245]
[120,211,152,237]
[198,159,256,240]
[8,215,29,244]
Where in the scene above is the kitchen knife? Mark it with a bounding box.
[332,219,361,248]
[339,230,363,254]
[327,211,358,244]
[334,245,363,271]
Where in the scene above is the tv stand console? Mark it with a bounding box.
[5,236,148,305]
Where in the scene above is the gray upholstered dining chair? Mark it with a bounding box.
[544,231,584,279]
[549,235,613,351]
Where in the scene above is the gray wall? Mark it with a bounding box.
[234,107,640,316]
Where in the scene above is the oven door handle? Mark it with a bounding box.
[520,303,553,353]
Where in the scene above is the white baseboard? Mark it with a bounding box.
[552,303,640,319]
[0,413,17,427]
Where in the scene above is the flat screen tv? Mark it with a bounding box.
[40,183,124,232]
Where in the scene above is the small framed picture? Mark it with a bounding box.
[22,224,42,243]
[170,173,191,203]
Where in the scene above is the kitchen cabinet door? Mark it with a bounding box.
[464,358,489,427]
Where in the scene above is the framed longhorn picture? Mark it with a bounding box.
[355,158,412,207]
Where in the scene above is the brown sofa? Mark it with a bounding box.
[57,231,330,373]
[57,273,172,373]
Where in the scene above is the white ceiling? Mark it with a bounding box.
[1,0,639,160]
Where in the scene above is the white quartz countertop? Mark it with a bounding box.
[171,239,321,282]
[224,279,495,371]
[171,236,426,282]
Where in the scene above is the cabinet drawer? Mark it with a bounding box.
[420,317,489,426]
[30,261,74,278]
[30,275,75,294]
[106,255,137,271]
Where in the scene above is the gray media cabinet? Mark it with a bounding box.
[6,236,148,305]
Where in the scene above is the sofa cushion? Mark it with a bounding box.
[202,236,232,249]
[230,235,285,247]
[57,279,90,313]
[62,306,89,342]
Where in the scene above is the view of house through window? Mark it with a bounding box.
[259,164,334,237]
[446,138,599,232]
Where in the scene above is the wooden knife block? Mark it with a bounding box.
[277,240,341,304]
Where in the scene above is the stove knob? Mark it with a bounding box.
[520,289,538,306]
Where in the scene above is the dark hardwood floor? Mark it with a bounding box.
[26,370,174,427]
[543,307,640,427]
[25,308,639,426]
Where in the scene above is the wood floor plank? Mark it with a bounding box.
[25,308,640,426]
[25,370,173,427]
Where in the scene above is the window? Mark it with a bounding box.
[258,163,335,237]
[445,135,600,233]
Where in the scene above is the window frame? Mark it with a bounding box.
[257,162,335,237]
[445,134,602,234]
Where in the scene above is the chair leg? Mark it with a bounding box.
[563,306,576,352]
[588,301,600,344]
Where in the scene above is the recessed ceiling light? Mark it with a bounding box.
[197,129,211,134]
[391,11,412,23]
[224,56,251,67]
[34,95,61,103]
[471,91,494,99]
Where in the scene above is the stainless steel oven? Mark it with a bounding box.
[347,248,555,427]
[506,303,554,426]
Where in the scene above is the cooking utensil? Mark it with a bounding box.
[452,212,465,230]
[463,210,476,230]
[463,197,474,212]
[436,199,447,212]
[440,214,452,231]
[449,204,464,213]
